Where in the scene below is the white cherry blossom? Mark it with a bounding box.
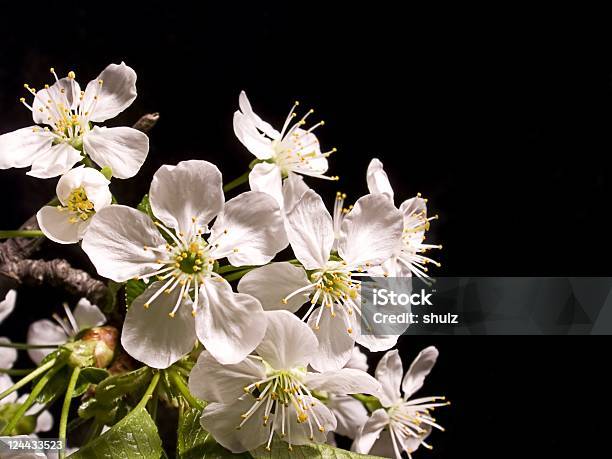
[0,63,148,179]
[352,347,448,458]
[36,166,112,244]
[82,160,287,369]
[367,158,441,278]
[189,310,380,453]
[238,189,403,371]
[233,91,337,210]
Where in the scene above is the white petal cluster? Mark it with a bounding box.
[0,63,148,179]
[82,160,287,368]
[352,347,449,458]
[0,75,448,455]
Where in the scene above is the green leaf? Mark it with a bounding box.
[36,365,70,404]
[137,194,154,217]
[125,279,148,307]
[95,366,152,404]
[69,406,163,459]
[177,407,249,459]
[251,436,384,459]
[81,367,110,385]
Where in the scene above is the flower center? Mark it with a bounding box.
[66,186,95,223]
[139,221,222,317]
[387,396,448,452]
[175,241,208,274]
[267,101,338,180]
[241,363,325,450]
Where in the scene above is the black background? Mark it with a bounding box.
[0,2,610,457]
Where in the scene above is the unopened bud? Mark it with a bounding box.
[82,326,118,368]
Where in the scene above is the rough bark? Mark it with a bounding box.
[0,113,159,304]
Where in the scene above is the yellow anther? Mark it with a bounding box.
[68,71,76,79]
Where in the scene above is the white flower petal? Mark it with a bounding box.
[351,408,390,454]
[285,190,333,270]
[401,346,439,399]
[0,338,17,369]
[32,77,81,125]
[121,281,196,369]
[307,306,355,372]
[338,194,403,268]
[27,142,83,179]
[354,332,398,353]
[188,350,266,404]
[82,62,137,122]
[73,298,106,331]
[32,77,81,126]
[195,280,266,365]
[82,205,167,282]
[200,399,271,453]
[34,409,54,433]
[83,126,148,179]
[0,289,17,323]
[27,320,67,365]
[374,350,403,407]
[368,429,397,458]
[36,206,85,244]
[366,158,394,201]
[248,162,283,209]
[346,346,369,372]
[0,374,17,404]
[304,368,380,396]
[256,310,318,370]
[238,91,281,139]
[237,262,311,313]
[149,160,224,238]
[280,395,336,445]
[327,395,369,439]
[209,191,287,266]
[282,172,310,214]
[233,111,274,160]
[399,196,427,220]
[0,127,53,170]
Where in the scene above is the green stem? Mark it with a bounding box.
[168,369,204,409]
[0,342,58,350]
[222,171,250,193]
[216,264,256,274]
[59,366,81,459]
[1,363,62,435]
[135,371,161,412]
[148,383,159,422]
[0,358,56,403]
[67,415,88,433]
[0,230,44,239]
[223,267,256,282]
[0,368,36,376]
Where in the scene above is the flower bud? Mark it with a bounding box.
[82,326,118,368]
[66,326,118,368]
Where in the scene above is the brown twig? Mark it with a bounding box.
[0,113,159,304]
